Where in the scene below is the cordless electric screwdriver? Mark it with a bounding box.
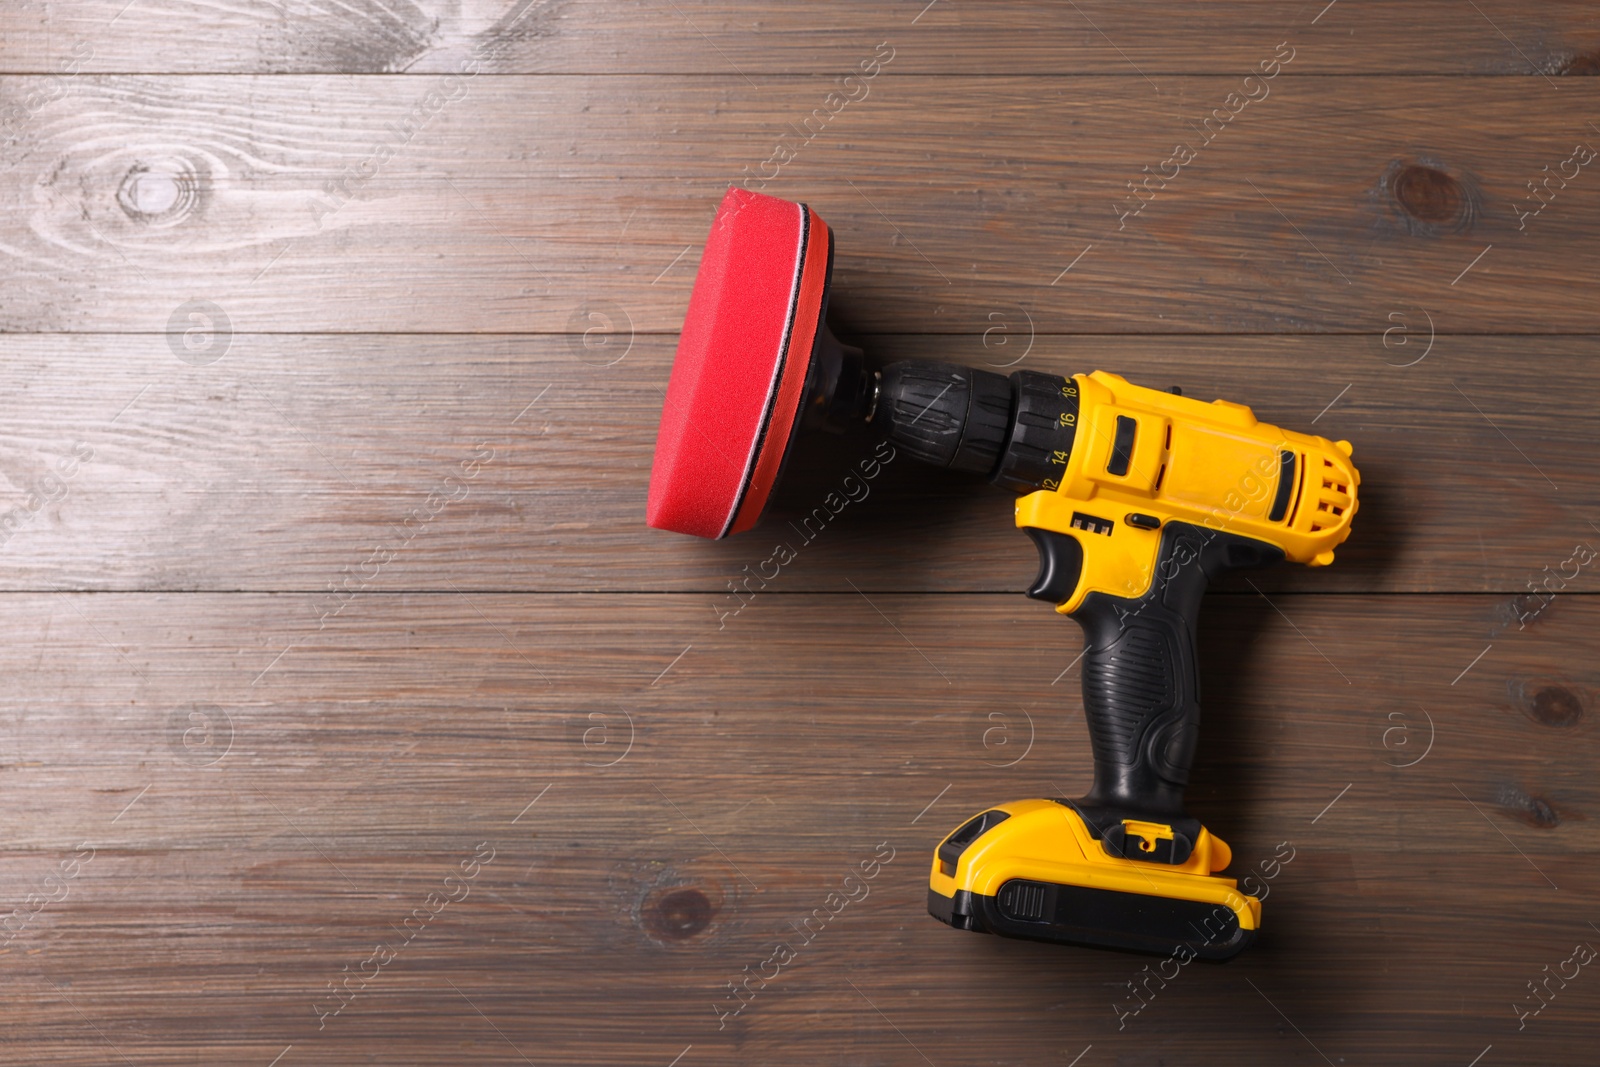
[646,188,1360,959]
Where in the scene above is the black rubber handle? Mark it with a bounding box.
[1066,523,1283,826]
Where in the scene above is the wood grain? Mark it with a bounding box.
[3,4,1598,1064]
[2,76,1599,333]
[2,1,1598,75]
[1,592,1594,1064]
[0,333,1593,594]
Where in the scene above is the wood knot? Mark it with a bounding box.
[1529,685,1584,728]
[117,158,201,226]
[1394,165,1460,222]
[641,886,715,942]
[1381,159,1478,236]
[1496,784,1561,829]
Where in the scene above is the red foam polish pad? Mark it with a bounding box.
[647,187,831,539]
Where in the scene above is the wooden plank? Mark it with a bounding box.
[1,591,1595,1064]
[3,5,1594,1066]
[2,75,1599,334]
[3,1,1599,75]
[0,333,1592,594]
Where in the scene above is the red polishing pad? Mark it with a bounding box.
[647,188,832,539]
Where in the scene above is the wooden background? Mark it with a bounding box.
[2,2,1598,1064]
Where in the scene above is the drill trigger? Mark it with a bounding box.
[1022,527,1082,604]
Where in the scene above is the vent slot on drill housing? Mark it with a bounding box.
[1268,449,1297,522]
[1308,457,1350,532]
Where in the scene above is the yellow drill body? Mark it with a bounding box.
[1016,370,1359,613]
[930,369,1360,959]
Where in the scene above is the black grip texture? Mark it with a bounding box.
[1070,522,1283,822]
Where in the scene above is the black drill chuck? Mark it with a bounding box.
[871,361,1082,495]
[875,362,1012,475]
